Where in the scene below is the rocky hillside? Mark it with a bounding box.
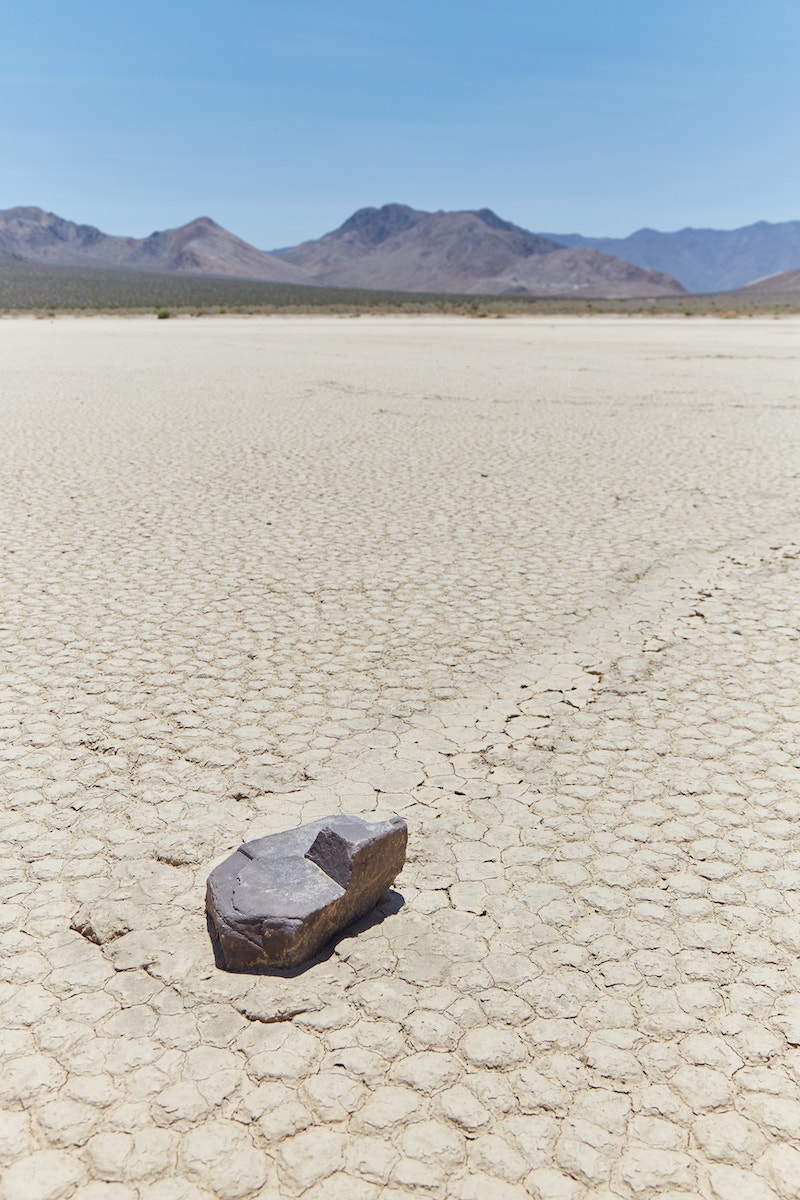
[0,208,311,284]
[463,247,683,298]
[279,204,686,297]
[1,204,689,297]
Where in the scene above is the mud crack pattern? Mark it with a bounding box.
[1,315,800,1199]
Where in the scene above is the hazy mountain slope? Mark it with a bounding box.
[468,248,686,297]
[736,266,800,294]
[281,204,564,291]
[0,208,312,283]
[541,221,800,293]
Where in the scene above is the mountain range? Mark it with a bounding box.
[278,205,683,297]
[542,221,800,292]
[0,205,684,298]
[0,207,308,284]
[2,204,800,297]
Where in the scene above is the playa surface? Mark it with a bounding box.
[1,314,799,1200]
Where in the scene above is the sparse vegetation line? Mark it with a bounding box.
[0,261,797,317]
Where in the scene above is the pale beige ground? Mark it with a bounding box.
[1,315,800,1200]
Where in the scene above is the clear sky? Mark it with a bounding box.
[2,0,798,246]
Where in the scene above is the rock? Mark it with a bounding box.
[206,815,407,971]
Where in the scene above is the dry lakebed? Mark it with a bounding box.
[1,315,800,1199]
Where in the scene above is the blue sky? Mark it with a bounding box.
[2,0,798,245]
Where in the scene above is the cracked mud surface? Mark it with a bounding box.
[1,314,800,1199]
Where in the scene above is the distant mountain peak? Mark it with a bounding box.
[335,203,555,250]
[473,208,520,233]
[280,203,679,297]
[337,204,422,246]
[5,205,48,218]
[0,206,313,285]
[183,215,221,230]
[143,216,220,239]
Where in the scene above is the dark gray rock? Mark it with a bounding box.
[206,814,407,971]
